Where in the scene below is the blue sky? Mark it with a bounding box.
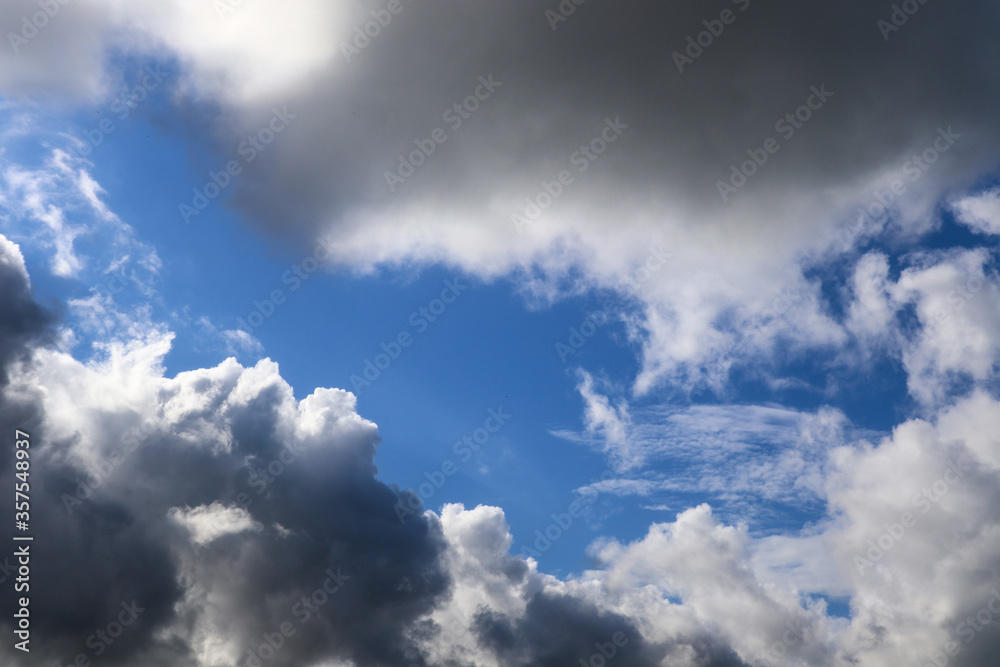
[2,2,1000,666]
[13,89,914,571]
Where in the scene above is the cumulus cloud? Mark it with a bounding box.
[952,188,1000,236]
[425,503,751,667]
[821,395,1000,667]
[0,234,54,384]
[889,248,1000,407]
[167,501,262,546]
[575,390,1000,667]
[0,243,451,665]
[0,241,735,667]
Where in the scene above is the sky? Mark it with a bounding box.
[1,1,1000,666]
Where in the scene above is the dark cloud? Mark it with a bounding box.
[471,590,748,667]
[0,239,54,483]
[0,241,55,386]
[0,266,452,666]
[0,0,111,98]
[214,0,1000,248]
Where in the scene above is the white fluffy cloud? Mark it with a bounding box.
[890,248,1000,407]
[952,188,1000,236]
[435,387,1000,666]
[0,0,345,104]
[168,501,262,546]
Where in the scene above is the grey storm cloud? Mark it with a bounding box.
[0,239,55,386]
[471,591,749,667]
[204,0,1000,247]
[0,375,451,665]
[0,236,709,667]
[0,231,456,665]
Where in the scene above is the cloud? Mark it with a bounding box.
[421,388,1000,667]
[198,1,998,397]
[951,187,1000,236]
[576,370,634,467]
[2,233,1000,666]
[0,0,345,103]
[844,252,896,351]
[4,1,999,394]
[591,504,837,666]
[194,315,266,361]
[0,234,55,385]
[0,146,161,285]
[424,502,753,667]
[167,501,262,546]
[3,2,1000,664]
[821,394,1000,666]
[888,248,1000,407]
[568,401,863,524]
[0,253,452,665]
